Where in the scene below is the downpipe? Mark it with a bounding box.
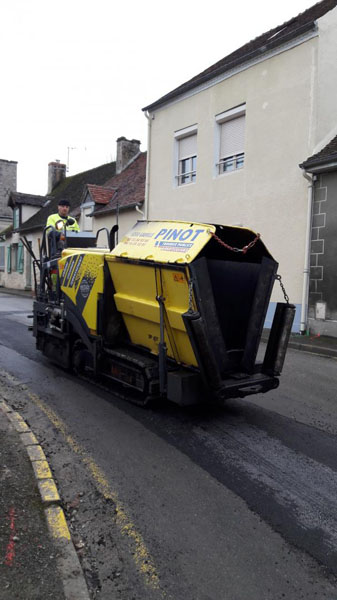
[144,110,153,221]
[300,172,315,335]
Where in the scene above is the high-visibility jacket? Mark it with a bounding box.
[46,213,80,232]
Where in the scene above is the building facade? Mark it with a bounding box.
[300,134,337,336]
[0,138,145,292]
[143,0,337,333]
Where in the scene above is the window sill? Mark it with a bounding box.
[216,167,244,179]
[175,181,197,189]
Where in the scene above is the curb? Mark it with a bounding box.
[0,287,33,298]
[0,399,90,600]
[261,336,337,359]
[286,340,337,358]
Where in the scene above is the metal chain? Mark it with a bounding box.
[276,274,290,304]
[211,232,261,254]
[188,278,195,312]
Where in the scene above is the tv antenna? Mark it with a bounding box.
[67,146,77,172]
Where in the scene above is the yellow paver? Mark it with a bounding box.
[27,445,46,462]
[32,460,52,480]
[45,505,71,540]
[38,479,61,504]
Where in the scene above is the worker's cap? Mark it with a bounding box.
[58,199,70,207]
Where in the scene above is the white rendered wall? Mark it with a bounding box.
[147,38,318,305]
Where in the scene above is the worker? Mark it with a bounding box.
[46,199,80,231]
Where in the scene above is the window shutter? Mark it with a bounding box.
[17,242,24,273]
[7,246,11,273]
[220,115,245,158]
[179,134,197,160]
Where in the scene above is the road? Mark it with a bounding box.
[1,291,337,600]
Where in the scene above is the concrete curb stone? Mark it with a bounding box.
[0,400,90,600]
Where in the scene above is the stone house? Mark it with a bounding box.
[142,0,337,334]
[300,134,337,336]
[81,149,146,245]
[0,159,18,276]
[2,193,46,289]
[0,138,145,292]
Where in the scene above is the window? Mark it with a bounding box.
[83,206,93,231]
[11,244,18,272]
[81,201,94,231]
[13,207,20,229]
[17,242,24,274]
[174,126,197,186]
[0,245,5,271]
[7,243,24,274]
[7,246,11,273]
[216,105,246,175]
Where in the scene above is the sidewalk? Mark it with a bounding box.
[262,330,337,359]
[0,287,34,299]
[286,331,337,358]
[0,400,90,600]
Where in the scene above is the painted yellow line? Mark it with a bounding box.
[27,391,161,592]
[8,412,30,432]
[26,444,46,462]
[20,431,39,446]
[38,479,61,504]
[45,505,71,540]
[32,460,53,480]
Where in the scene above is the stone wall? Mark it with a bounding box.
[0,159,17,225]
[309,172,337,335]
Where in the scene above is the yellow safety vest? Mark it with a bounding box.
[46,213,80,232]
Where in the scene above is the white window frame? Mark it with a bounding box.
[214,104,246,177]
[174,124,198,187]
[81,200,94,231]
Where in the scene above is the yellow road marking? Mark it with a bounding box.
[26,444,46,462]
[32,459,53,480]
[20,431,39,446]
[45,505,71,540]
[8,412,30,432]
[27,391,161,591]
[38,479,61,504]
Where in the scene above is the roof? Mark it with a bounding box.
[300,134,337,171]
[8,192,47,209]
[19,160,116,233]
[0,224,13,239]
[85,184,116,205]
[143,0,337,112]
[91,152,146,217]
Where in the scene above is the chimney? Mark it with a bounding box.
[48,160,67,193]
[0,159,17,222]
[116,137,140,174]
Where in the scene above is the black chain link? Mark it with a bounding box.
[188,278,195,312]
[276,274,290,304]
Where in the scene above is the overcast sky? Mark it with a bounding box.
[1,0,316,195]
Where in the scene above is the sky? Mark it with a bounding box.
[1,0,316,195]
